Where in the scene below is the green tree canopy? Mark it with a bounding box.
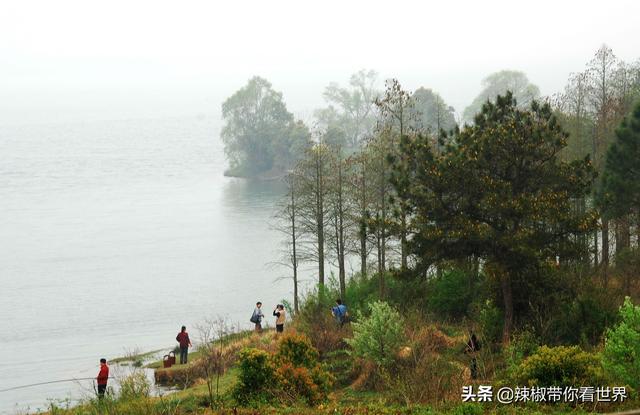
[463,70,540,124]
[391,93,597,341]
[221,76,310,177]
[597,101,640,220]
[409,87,457,136]
[315,69,379,148]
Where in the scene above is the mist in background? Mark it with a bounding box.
[2,0,639,126]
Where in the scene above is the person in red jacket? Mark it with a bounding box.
[176,325,192,364]
[96,358,109,398]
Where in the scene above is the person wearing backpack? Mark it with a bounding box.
[250,301,264,332]
[331,299,348,327]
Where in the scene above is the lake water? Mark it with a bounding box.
[0,116,301,414]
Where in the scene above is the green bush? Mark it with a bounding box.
[477,300,503,346]
[426,269,475,319]
[602,296,640,390]
[233,334,334,406]
[276,332,319,369]
[346,301,404,368]
[274,332,335,403]
[511,345,604,387]
[232,348,276,405]
[449,403,483,415]
[119,371,151,400]
[503,329,540,378]
[548,291,617,346]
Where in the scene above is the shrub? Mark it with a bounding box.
[548,290,617,346]
[476,300,503,347]
[511,345,604,387]
[426,269,476,319]
[119,371,151,400]
[387,324,463,404]
[449,403,484,415]
[274,332,335,404]
[276,363,321,405]
[503,329,540,378]
[232,348,276,405]
[233,334,334,406]
[276,332,319,368]
[294,311,348,355]
[602,296,640,390]
[346,301,403,368]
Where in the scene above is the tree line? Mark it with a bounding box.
[222,45,640,342]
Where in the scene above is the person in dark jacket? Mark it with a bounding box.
[176,326,192,364]
[465,332,481,379]
[96,358,109,398]
[251,301,264,332]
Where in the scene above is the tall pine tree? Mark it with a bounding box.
[597,102,640,228]
[391,93,598,342]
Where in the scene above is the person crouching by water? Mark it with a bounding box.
[97,358,109,398]
[331,299,348,327]
[251,301,264,332]
[273,304,285,333]
[176,325,192,364]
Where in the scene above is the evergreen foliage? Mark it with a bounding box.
[346,301,404,368]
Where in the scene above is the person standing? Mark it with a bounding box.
[176,325,192,364]
[251,301,264,332]
[331,299,348,326]
[96,358,109,398]
[465,332,481,379]
[273,304,286,333]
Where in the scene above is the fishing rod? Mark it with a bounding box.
[0,377,115,393]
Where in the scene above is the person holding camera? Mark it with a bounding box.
[273,304,285,333]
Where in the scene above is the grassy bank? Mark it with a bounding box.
[40,269,640,415]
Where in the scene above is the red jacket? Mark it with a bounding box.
[176,331,190,348]
[97,363,109,385]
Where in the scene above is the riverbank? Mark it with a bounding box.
[34,271,640,415]
[41,323,637,415]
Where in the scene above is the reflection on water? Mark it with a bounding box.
[0,117,292,414]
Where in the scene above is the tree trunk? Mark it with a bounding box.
[360,219,367,277]
[615,216,631,254]
[291,185,299,314]
[316,152,325,289]
[602,219,609,287]
[593,228,599,269]
[360,158,367,277]
[500,271,513,344]
[337,157,346,301]
[401,212,408,270]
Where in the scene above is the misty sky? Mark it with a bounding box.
[1,0,639,125]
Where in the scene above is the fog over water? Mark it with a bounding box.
[0,117,305,413]
[1,0,639,412]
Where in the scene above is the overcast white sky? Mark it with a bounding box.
[1,0,639,125]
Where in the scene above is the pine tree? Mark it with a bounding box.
[391,93,598,342]
[597,102,640,228]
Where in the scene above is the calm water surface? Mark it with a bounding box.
[0,117,297,413]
